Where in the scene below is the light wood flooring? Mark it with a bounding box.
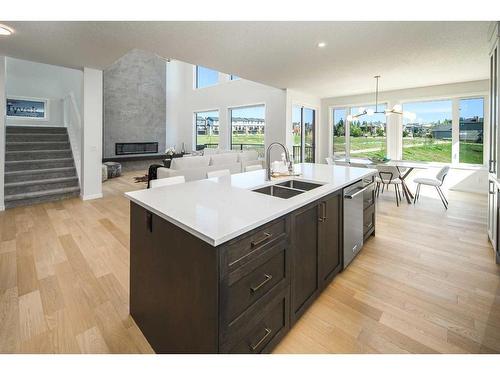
[0,171,499,353]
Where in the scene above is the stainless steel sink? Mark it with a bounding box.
[252,179,323,199]
[252,185,304,199]
[276,180,323,191]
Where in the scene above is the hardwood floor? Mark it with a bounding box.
[0,171,499,353]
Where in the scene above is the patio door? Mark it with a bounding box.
[292,106,316,163]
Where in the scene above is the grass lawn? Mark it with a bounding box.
[402,141,452,163]
[197,134,266,146]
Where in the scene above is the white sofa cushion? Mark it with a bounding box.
[209,153,239,166]
[237,150,259,162]
[170,155,210,170]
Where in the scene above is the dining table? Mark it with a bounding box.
[336,158,433,204]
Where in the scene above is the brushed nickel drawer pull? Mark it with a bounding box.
[251,232,271,248]
[249,328,272,351]
[250,274,273,293]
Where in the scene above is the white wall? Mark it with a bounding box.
[81,68,103,200]
[5,57,83,127]
[320,80,490,194]
[166,60,287,159]
[0,56,5,211]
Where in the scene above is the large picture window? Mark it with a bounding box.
[348,104,387,159]
[402,100,452,162]
[195,66,219,88]
[230,105,265,156]
[195,110,219,150]
[459,98,484,164]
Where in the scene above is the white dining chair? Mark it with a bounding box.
[413,166,450,209]
[325,157,334,165]
[374,165,403,206]
[150,175,185,188]
[244,165,263,172]
[207,169,230,179]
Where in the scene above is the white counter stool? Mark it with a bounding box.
[150,175,185,188]
[207,169,230,179]
[413,166,450,209]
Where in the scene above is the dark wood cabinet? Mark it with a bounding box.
[290,190,343,323]
[290,202,320,323]
[129,178,372,353]
[318,191,343,288]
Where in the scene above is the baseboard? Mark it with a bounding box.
[0,204,4,212]
[81,193,103,201]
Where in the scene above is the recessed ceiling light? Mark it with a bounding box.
[317,42,326,48]
[0,24,14,36]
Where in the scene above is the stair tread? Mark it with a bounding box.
[6,141,70,144]
[5,186,80,201]
[5,166,76,175]
[5,176,79,188]
[6,158,74,164]
[6,149,71,153]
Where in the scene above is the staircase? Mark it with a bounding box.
[4,126,80,208]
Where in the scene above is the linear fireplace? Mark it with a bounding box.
[115,142,159,156]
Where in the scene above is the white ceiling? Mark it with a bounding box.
[0,21,492,98]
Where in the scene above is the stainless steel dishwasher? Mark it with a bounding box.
[343,180,366,269]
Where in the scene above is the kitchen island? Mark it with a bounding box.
[125,163,377,353]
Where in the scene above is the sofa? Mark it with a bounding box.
[156,150,263,182]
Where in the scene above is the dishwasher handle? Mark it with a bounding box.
[344,183,374,199]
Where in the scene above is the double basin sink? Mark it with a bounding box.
[252,179,323,199]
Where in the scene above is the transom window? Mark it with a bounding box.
[195,66,219,88]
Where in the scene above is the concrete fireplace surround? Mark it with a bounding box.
[103,49,166,159]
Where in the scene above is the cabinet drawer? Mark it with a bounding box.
[224,247,286,324]
[223,286,289,353]
[363,203,375,236]
[221,217,287,275]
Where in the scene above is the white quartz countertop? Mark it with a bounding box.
[125,163,376,246]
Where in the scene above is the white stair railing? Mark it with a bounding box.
[63,92,82,186]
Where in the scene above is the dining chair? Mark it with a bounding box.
[149,175,185,188]
[245,164,263,172]
[374,165,403,206]
[207,169,231,179]
[413,166,450,209]
[325,157,334,165]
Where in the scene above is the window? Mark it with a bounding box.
[195,110,219,150]
[230,105,265,156]
[402,100,452,162]
[292,106,316,163]
[332,109,346,159]
[195,66,219,88]
[292,106,302,163]
[459,98,484,164]
[349,104,387,159]
[230,75,240,80]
